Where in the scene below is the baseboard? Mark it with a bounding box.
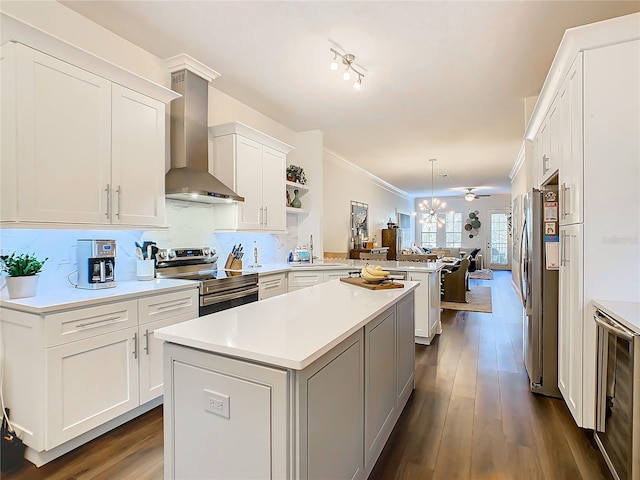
[25,396,163,467]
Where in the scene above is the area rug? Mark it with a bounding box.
[441,286,492,313]
[468,269,493,280]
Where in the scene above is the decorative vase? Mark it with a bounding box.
[6,275,39,299]
[287,174,296,182]
[291,189,302,208]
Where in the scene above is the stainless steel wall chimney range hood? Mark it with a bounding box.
[165,56,244,203]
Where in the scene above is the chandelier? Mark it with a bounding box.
[329,48,364,90]
[418,159,447,228]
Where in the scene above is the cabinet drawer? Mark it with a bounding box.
[259,273,287,300]
[45,300,138,347]
[288,271,323,289]
[138,289,198,325]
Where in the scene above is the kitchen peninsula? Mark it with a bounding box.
[156,279,419,480]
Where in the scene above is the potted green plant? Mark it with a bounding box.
[1,252,48,299]
[286,165,307,185]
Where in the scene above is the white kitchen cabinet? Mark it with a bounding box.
[137,290,199,404]
[0,286,198,465]
[558,223,583,425]
[0,41,172,227]
[287,268,352,292]
[396,294,415,405]
[259,272,288,300]
[111,84,166,226]
[537,94,561,186]
[558,53,583,226]
[210,122,293,232]
[408,271,441,344]
[46,326,140,449]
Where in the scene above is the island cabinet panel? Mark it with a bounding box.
[297,331,364,480]
[396,294,416,405]
[364,308,397,471]
[163,343,290,480]
[408,271,441,344]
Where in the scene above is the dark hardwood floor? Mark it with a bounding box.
[5,271,611,480]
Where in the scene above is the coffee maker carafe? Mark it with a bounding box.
[77,239,117,289]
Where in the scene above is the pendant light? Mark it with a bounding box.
[418,159,446,227]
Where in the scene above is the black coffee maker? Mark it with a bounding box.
[77,239,117,289]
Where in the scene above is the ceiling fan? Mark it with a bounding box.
[462,188,490,202]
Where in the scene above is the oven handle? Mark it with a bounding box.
[594,311,635,342]
[201,286,259,307]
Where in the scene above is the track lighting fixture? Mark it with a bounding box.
[329,48,365,89]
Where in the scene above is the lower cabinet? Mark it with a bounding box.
[258,272,288,300]
[408,271,441,344]
[287,268,351,292]
[163,292,415,480]
[0,287,198,463]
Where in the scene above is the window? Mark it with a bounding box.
[490,212,509,265]
[421,220,437,249]
[445,212,462,248]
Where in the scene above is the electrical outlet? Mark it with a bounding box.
[203,389,230,418]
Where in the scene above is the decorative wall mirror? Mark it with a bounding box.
[351,201,369,246]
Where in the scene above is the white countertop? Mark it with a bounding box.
[250,260,443,275]
[156,279,419,370]
[0,279,198,314]
[593,300,640,334]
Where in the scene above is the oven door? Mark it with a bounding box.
[594,310,640,480]
[199,286,259,316]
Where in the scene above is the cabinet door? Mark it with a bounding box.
[46,326,139,449]
[235,136,263,230]
[364,308,397,470]
[559,53,583,226]
[396,294,415,406]
[324,269,351,282]
[111,85,166,226]
[540,96,560,184]
[139,315,193,404]
[558,223,583,425]
[15,44,112,223]
[409,272,430,342]
[287,270,323,291]
[261,146,286,231]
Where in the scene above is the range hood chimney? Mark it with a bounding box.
[165,56,244,203]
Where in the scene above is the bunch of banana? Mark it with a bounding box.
[360,264,391,282]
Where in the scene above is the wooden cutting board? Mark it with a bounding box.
[340,277,404,290]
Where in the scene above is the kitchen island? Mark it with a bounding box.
[156,279,419,480]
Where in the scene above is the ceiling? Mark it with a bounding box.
[60,0,639,199]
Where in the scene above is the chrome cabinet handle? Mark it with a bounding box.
[264,206,268,227]
[76,315,120,328]
[542,154,550,174]
[157,301,190,311]
[116,185,122,219]
[133,332,138,359]
[143,329,149,355]
[259,207,264,226]
[105,184,111,219]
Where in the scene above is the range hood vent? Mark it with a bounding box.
[165,65,244,203]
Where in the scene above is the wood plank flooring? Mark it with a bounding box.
[5,271,611,479]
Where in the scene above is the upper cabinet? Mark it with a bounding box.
[209,122,294,232]
[0,41,177,228]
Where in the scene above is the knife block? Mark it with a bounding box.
[224,253,242,271]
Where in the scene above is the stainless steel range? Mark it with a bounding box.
[155,247,259,316]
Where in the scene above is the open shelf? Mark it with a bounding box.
[285,180,309,193]
[286,207,309,214]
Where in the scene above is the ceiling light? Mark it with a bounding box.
[418,159,447,228]
[465,191,475,202]
[329,48,364,89]
[330,52,338,71]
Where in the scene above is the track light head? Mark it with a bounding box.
[329,48,364,89]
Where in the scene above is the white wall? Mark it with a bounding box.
[323,150,413,254]
[414,194,512,268]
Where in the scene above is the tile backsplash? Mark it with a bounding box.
[0,200,300,291]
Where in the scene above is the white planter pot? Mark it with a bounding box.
[6,275,39,299]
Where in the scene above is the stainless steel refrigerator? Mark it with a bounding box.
[520,187,561,398]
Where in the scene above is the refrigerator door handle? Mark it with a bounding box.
[519,218,528,306]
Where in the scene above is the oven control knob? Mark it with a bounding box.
[167,250,176,260]
[203,248,211,257]
[158,251,167,260]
